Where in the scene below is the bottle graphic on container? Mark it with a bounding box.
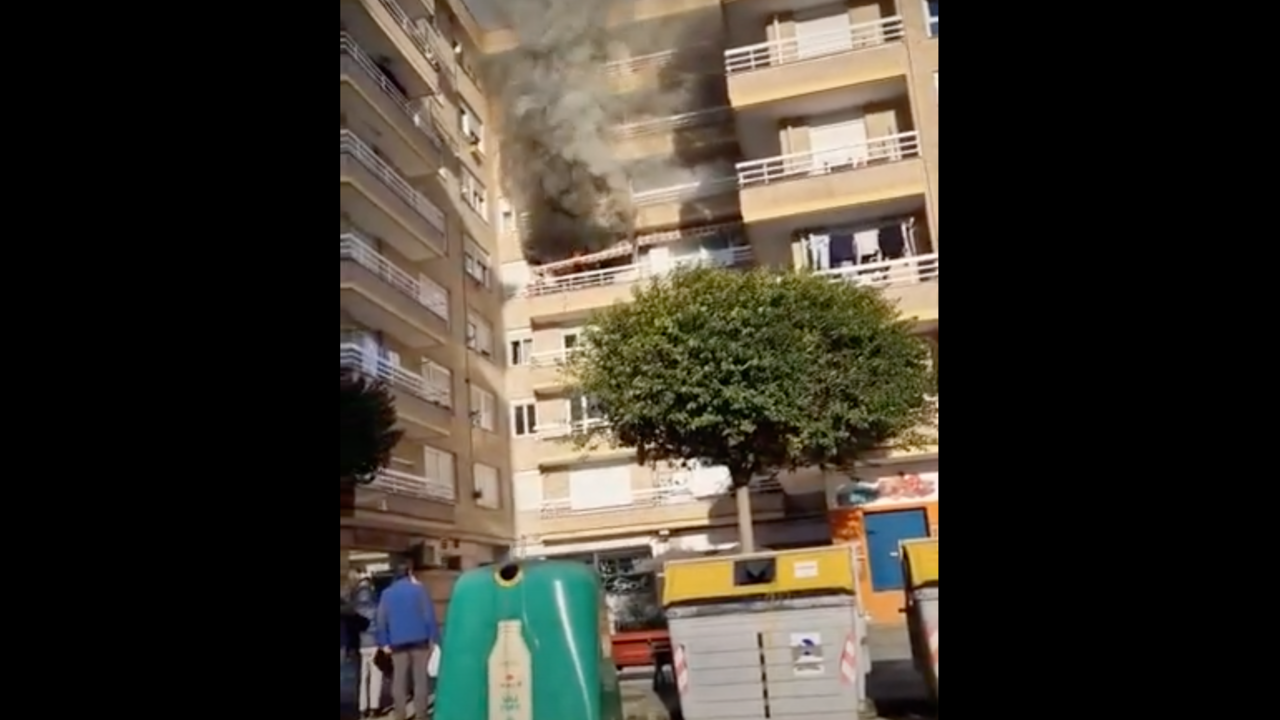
[487,620,532,720]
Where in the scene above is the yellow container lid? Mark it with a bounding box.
[662,545,858,607]
[901,538,938,587]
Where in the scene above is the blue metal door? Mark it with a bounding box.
[863,509,930,592]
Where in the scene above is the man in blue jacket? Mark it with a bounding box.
[376,559,438,720]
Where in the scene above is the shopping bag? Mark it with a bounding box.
[427,643,441,678]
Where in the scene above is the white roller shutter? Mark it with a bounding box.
[568,464,633,510]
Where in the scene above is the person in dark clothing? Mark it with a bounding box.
[376,560,439,720]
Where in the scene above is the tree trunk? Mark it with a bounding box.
[735,484,756,553]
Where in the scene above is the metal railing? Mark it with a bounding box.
[369,467,456,503]
[519,245,753,297]
[375,0,441,75]
[632,176,738,207]
[339,342,452,408]
[340,33,441,148]
[613,107,732,140]
[536,417,610,440]
[340,130,446,237]
[818,252,939,290]
[724,15,905,74]
[340,232,449,320]
[736,131,920,188]
[539,484,699,518]
[605,48,679,77]
[529,347,579,368]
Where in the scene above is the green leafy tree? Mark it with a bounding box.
[340,368,402,484]
[568,267,936,552]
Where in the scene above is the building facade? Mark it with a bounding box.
[339,0,940,625]
[482,0,940,624]
[340,0,512,594]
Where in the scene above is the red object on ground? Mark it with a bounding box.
[611,629,670,668]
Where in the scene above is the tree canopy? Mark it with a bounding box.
[340,368,402,484]
[567,266,937,550]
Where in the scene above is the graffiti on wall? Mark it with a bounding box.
[835,471,939,509]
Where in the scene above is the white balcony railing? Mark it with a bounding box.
[339,343,452,408]
[536,417,610,440]
[369,467,456,503]
[605,48,679,77]
[529,347,579,368]
[520,245,753,298]
[612,107,732,140]
[724,15,905,75]
[632,176,739,207]
[736,131,920,189]
[340,130,446,237]
[340,33,441,148]
[539,485,699,519]
[375,0,442,76]
[819,253,939,291]
[340,232,449,320]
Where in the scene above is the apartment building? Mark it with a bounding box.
[339,0,513,580]
[482,0,939,611]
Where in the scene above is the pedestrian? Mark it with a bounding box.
[376,559,438,720]
[349,570,383,717]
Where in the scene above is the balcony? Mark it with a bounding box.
[339,343,453,437]
[611,107,736,162]
[724,16,907,108]
[340,33,442,174]
[527,348,578,392]
[340,129,447,260]
[529,476,786,538]
[340,232,450,347]
[736,131,926,223]
[820,253,939,323]
[342,0,441,97]
[353,468,457,523]
[631,176,742,230]
[514,245,754,324]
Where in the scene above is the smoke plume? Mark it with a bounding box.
[483,0,728,263]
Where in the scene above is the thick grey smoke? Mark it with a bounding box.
[484,0,729,263]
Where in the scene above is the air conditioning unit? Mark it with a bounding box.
[410,539,444,568]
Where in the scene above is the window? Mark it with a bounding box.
[470,385,496,431]
[508,330,533,366]
[933,71,938,97]
[511,400,538,437]
[423,445,457,496]
[460,102,485,153]
[501,260,530,298]
[464,236,491,287]
[567,395,605,425]
[460,168,488,219]
[473,463,501,509]
[497,196,514,234]
[466,313,493,358]
[924,0,939,37]
[568,463,633,510]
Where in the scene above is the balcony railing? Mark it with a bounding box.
[818,252,939,290]
[605,48,679,77]
[632,176,739,207]
[340,130,446,237]
[724,15,905,74]
[529,347,579,368]
[375,0,442,76]
[340,33,441,148]
[339,342,452,408]
[340,232,449,320]
[369,467,456,503]
[736,131,920,188]
[539,485,697,518]
[519,245,754,297]
[612,107,733,140]
[536,417,610,440]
